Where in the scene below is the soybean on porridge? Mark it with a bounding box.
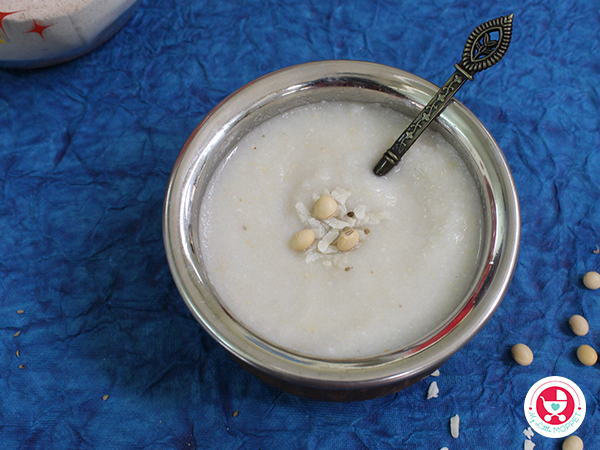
[199,100,483,359]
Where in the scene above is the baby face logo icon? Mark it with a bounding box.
[524,376,585,438]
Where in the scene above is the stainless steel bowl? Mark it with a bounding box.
[164,60,520,401]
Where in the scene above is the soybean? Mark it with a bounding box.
[583,271,600,290]
[337,229,359,252]
[511,343,533,366]
[291,229,315,251]
[568,315,589,336]
[576,344,597,366]
[562,435,583,450]
[314,195,338,220]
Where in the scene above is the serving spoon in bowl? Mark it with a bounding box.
[373,14,514,177]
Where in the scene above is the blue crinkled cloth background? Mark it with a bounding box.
[1,0,599,449]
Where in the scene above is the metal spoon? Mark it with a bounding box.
[373,14,514,177]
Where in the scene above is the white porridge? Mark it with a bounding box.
[200,100,483,359]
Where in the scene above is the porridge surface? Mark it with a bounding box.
[200,101,483,359]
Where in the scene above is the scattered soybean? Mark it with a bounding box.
[576,345,597,366]
[583,271,600,290]
[568,315,589,336]
[562,435,584,450]
[512,343,534,366]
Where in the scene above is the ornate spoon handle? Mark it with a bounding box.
[373,14,514,177]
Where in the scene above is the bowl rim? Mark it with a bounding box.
[163,59,521,391]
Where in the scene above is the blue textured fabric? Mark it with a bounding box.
[1,0,599,448]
